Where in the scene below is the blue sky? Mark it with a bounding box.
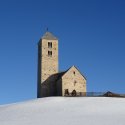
[0,0,125,104]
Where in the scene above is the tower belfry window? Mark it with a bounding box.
[48,42,52,48]
[48,51,52,57]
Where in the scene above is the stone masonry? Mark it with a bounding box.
[37,31,86,97]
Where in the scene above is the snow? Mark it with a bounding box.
[0,97,125,125]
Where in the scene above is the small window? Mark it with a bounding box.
[74,80,77,86]
[74,80,77,83]
[73,71,75,75]
[48,51,52,57]
[48,42,52,48]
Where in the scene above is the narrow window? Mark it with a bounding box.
[74,80,77,86]
[48,51,52,57]
[73,71,75,75]
[48,42,52,48]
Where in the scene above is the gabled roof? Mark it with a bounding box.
[51,71,67,82]
[103,91,124,97]
[42,32,58,40]
[54,65,87,82]
[72,65,87,80]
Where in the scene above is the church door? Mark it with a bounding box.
[64,89,69,96]
[71,90,77,96]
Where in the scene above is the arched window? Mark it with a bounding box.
[48,51,52,57]
[48,42,52,48]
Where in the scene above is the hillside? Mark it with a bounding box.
[0,97,125,125]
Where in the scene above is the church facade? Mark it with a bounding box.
[37,32,86,97]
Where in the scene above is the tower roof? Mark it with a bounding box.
[42,32,58,40]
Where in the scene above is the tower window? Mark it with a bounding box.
[73,71,75,75]
[48,51,52,57]
[48,42,52,48]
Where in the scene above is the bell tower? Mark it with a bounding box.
[37,31,58,97]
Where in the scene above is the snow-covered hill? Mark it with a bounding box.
[0,97,125,125]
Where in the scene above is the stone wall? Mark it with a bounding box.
[41,39,58,82]
[62,66,86,96]
[37,38,58,98]
[37,32,87,98]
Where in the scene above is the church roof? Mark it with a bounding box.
[53,65,87,82]
[72,66,87,80]
[42,32,58,40]
[51,71,67,82]
[56,71,67,80]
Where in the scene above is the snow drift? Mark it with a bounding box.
[0,97,125,125]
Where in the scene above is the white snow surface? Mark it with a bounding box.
[0,97,125,125]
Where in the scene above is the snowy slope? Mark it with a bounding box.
[0,97,125,125]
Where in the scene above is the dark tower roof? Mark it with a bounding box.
[42,32,58,40]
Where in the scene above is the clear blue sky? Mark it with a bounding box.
[0,0,125,104]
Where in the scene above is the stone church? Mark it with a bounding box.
[37,31,87,97]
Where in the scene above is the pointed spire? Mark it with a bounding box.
[42,31,58,40]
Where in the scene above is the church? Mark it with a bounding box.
[37,31,87,97]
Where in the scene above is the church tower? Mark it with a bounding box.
[37,31,58,97]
